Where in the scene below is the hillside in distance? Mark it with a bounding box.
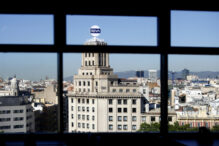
[64,71,219,82]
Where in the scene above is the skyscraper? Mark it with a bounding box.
[182,68,189,80]
[148,70,157,82]
[136,70,144,78]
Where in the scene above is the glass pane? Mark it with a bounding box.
[0,53,57,133]
[171,11,219,47]
[64,52,160,132]
[168,55,219,132]
[0,14,53,44]
[67,15,157,46]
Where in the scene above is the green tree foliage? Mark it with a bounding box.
[211,125,219,132]
[138,122,160,132]
[168,122,198,132]
[138,122,199,132]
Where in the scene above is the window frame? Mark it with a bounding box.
[1,6,219,144]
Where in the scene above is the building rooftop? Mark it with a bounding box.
[0,96,30,106]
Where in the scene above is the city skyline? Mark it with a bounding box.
[0,11,219,80]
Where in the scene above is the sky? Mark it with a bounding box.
[0,11,219,81]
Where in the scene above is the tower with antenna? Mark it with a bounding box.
[171,71,175,85]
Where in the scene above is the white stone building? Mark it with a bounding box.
[0,76,19,96]
[68,31,147,132]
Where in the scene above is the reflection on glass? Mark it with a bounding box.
[168,55,219,132]
[0,53,57,133]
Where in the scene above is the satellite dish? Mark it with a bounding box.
[90,25,101,37]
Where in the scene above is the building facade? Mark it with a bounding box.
[68,34,146,132]
[148,70,157,82]
[0,96,35,133]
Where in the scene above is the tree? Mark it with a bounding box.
[168,122,198,132]
[212,125,219,132]
[138,122,160,132]
[138,121,198,132]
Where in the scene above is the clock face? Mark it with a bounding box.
[90,25,101,37]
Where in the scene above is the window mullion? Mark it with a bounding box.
[159,9,170,136]
[54,10,66,134]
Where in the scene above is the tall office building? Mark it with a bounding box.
[148,70,157,82]
[182,68,189,80]
[136,70,144,78]
[68,26,144,132]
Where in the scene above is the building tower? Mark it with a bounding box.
[73,25,117,94]
[182,68,189,80]
[68,25,143,132]
[171,71,175,85]
[10,75,19,96]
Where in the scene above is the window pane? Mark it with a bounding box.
[64,52,160,132]
[0,14,53,44]
[67,15,157,46]
[171,11,219,47]
[0,53,57,133]
[168,55,219,132]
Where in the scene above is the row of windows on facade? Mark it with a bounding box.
[71,98,95,104]
[109,107,137,113]
[71,106,95,112]
[109,124,137,130]
[109,116,171,123]
[0,115,33,122]
[84,60,95,66]
[85,53,95,58]
[72,114,170,122]
[71,114,95,121]
[109,99,137,105]
[71,122,137,131]
[109,116,137,122]
[0,117,24,122]
[81,71,111,76]
[71,106,137,113]
[76,88,138,93]
[71,98,137,105]
[0,123,32,130]
[71,122,95,130]
[0,109,32,114]
[76,81,137,93]
[111,88,137,93]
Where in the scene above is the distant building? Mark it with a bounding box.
[136,70,144,78]
[187,75,199,81]
[148,70,157,82]
[182,69,189,80]
[0,96,35,133]
[32,84,58,106]
[0,76,19,96]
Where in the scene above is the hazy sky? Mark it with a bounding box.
[0,11,219,80]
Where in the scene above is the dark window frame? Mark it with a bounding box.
[1,6,219,144]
